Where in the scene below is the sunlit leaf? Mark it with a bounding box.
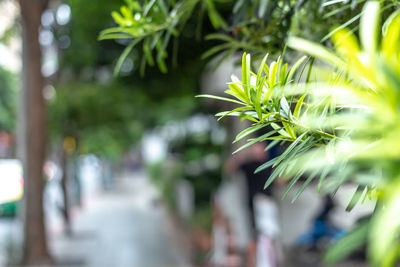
[288,36,347,70]
[196,94,246,105]
[360,1,380,55]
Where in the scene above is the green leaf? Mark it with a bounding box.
[157,29,172,63]
[317,165,331,192]
[206,0,228,29]
[205,33,235,42]
[282,168,306,199]
[242,52,251,99]
[120,6,133,21]
[143,0,157,16]
[150,32,163,49]
[292,169,319,202]
[272,132,308,168]
[360,1,380,54]
[287,36,346,70]
[271,122,291,138]
[239,113,259,123]
[261,111,277,123]
[201,43,232,59]
[143,40,155,66]
[225,89,245,102]
[139,52,147,76]
[111,11,126,26]
[346,185,366,212]
[280,140,314,183]
[257,54,269,83]
[256,156,278,175]
[98,33,133,40]
[228,83,248,102]
[293,94,306,118]
[280,63,288,85]
[382,9,400,57]
[262,86,274,105]
[305,57,315,83]
[233,0,245,13]
[114,38,143,76]
[370,182,400,265]
[234,124,267,143]
[216,106,253,121]
[324,221,369,264]
[156,57,168,73]
[263,62,270,76]
[321,12,362,42]
[282,121,296,139]
[264,136,293,141]
[280,97,291,119]
[266,139,280,150]
[323,1,356,18]
[253,92,262,119]
[196,94,246,105]
[263,161,287,189]
[253,65,266,119]
[258,0,270,18]
[233,129,281,154]
[98,27,134,40]
[268,61,278,88]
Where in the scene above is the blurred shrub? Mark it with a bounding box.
[0,67,16,134]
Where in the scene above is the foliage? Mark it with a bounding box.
[48,81,143,159]
[101,0,366,74]
[99,0,228,75]
[171,122,223,211]
[58,0,125,72]
[201,0,311,61]
[48,79,199,159]
[50,0,209,161]
[146,115,224,231]
[0,67,16,133]
[205,1,400,266]
[291,0,399,42]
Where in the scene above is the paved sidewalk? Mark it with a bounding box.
[49,172,190,267]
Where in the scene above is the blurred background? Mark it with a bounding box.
[0,0,378,266]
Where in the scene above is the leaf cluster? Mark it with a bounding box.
[206,2,400,265]
[99,0,228,76]
[199,50,338,201]
[101,0,358,75]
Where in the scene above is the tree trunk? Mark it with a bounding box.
[19,0,51,264]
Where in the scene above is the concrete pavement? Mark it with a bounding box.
[49,172,190,267]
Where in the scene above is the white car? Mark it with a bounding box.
[0,159,23,216]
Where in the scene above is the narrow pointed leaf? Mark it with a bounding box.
[293,94,306,118]
[234,124,267,143]
[196,94,245,105]
[360,1,380,54]
[346,185,366,212]
[286,56,307,83]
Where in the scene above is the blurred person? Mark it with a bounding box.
[212,181,249,267]
[0,131,12,158]
[211,196,234,266]
[226,142,281,267]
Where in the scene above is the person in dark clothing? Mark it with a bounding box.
[239,159,274,235]
[226,142,281,267]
